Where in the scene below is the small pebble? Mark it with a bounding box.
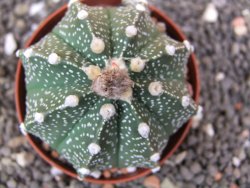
[230,183,239,188]
[14,3,29,16]
[215,72,225,82]
[29,2,46,16]
[50,167,63,177]
[4,33,17,56]
[7,136,26,148]
[232,157,241,167]
[161,178,177,188]
[143,175,160,188]
[202,3,219,23]
[190,162,202,174]
[232,17,248,36]
[15,152,35,167]
[180,166,194,181]
[214,171,223,181]
[203,123,215,137]
[240,129,250,139]
[174,151,187,164]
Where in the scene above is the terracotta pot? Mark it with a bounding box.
[15,0,200,184]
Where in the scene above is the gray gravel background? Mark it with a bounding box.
[1,0,250,188]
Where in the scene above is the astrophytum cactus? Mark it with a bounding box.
[17,0,198,179]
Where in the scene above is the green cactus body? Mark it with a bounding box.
[18,0,198,179]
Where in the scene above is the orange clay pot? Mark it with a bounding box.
[15,0,200,184]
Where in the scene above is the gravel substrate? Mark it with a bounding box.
[0,0,250,187]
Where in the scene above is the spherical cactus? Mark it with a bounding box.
[18,0,198,179]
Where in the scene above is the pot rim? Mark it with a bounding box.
[15,2,200,184]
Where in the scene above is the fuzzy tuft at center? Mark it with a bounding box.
[91,61,134,100]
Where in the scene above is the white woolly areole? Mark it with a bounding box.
[78,168,90,175]
[82,65,101,80]
[77,10,89,20]
[88,143,101,155]
[151,166,161,173]
[148,81,164,96]
[136,4,146,11]
[90,171,102,179]
[130,57,146,72]
[64,95,79,107]
[183,40,193,52]
[127,167,137,173]
[138,122,150,138]
[34,112,44,123]
[48,53,60,65]
[68,0,78,7]
[125,25,138,37]
[181,96,190,108]
[90,37,105,54]
[24,48,33,58]
[100,103,116,120]
[109,58,127,70]
[120,88,133,103]
[19,123,27,135]
[165,45,176,56]
[150,153,160,162]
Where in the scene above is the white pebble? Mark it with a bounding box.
[165,45,176,56]
[90,37,105,54]
[48,53,60,65]
[234,25,248,36]
[151,166,161,173]
[15,152,35,167]
[138,122,150,138]
[100,103,116,120]
[88,143,101,155]
[148,81,164,96]
[232,157,241,167]
[175,151,187,165]
[125,25,138,37]
[82,65,101,80]
[50,167,63,176]
[136,4,146,11]
[192,105,203,129]
[202,3,218,23]
[29,2,45,16]
[150,153,160,162]
[34,112,44,123]
[204,123,215,137]
[68,0,79,7]
[77,10,89,20]
[23,48,33,58]
[181,96,190,108]
[78,168,90,175]
[215,72,225,81]
[127,167,137,173]
[4,33,17,56]
[64,95,79,107]
[90,171,102,179]
[130,57,146,72]
[15,50,20,57]
[19,123,27,136]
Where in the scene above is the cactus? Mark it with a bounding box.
[18,0,198,179]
